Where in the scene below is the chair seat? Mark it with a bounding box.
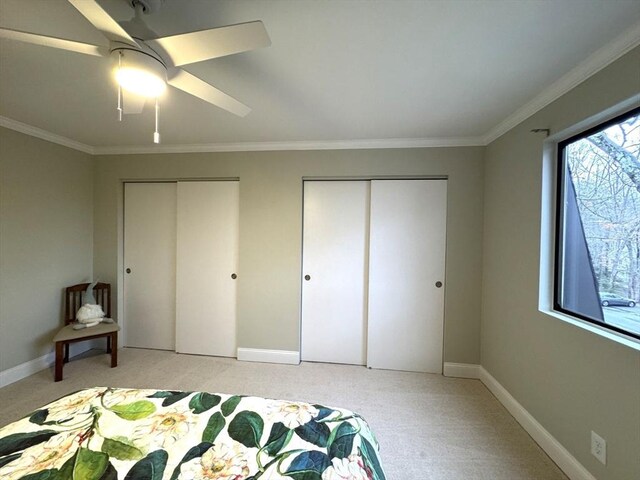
[53,321,120,343]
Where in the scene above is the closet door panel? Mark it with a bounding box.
[367,179,447,373]
[176,181,238,357]
[124,182,176,350]
[302,181,369,365]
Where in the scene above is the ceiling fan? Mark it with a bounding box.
[0,0,271,142]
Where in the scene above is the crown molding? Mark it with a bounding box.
[483,21,640,145]
[0,116,483,154]
[91,136,485,155]
[0,116,95,155]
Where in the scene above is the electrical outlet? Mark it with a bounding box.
[591,431,606,465]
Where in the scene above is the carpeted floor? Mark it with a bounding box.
[0,348,568,479]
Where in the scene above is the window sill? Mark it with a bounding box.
[540,308,640,352]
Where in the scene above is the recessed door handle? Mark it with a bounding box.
[126,268,131,274]
[304,275,311,281]
[435,281,443,288]
[231,273,237,280]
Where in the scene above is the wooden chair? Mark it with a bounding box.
[52,283,120,381]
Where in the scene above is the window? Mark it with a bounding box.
[555,106,640,340]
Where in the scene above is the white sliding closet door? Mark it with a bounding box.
[302,181,369,365]
[176,181,239,357]
[367,180,447,373]
[124,182,176,350]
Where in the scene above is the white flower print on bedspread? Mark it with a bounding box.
[44,388,99,422]
[133,407,198,448]
[269,401,319,429]
[101,388,157,408]
[322,454,372,480]
[179,443,251,480]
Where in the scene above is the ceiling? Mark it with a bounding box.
[1,0,639,153]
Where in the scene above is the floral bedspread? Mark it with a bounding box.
[0,387,386,480]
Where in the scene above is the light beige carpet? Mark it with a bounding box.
[0,348,568,479]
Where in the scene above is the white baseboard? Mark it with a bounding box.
[0,343,96,388]
[237,348,300,365]
[443,362,480,379]
[479,367,596,480]
[0,352,54,388]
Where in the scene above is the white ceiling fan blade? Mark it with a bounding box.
[148,21,271,67]
[168,68,251,117]
[122,90,147,114]
[0,28,106,57]
[68,0,138,47]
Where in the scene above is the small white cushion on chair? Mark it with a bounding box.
[77,304,105,323]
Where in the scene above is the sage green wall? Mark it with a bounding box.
[93,147,484,364]
[481,47,640,480]
[0,128,93,372]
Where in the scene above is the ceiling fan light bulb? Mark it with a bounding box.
[116,67,166,97]
[112,48,167,98]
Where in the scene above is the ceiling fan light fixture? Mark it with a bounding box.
[116,67,166,97]
[113,48,167,98]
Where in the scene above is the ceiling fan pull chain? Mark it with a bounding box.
[117,85,123,122]
[154,98,160,144]
[117,52,123,121]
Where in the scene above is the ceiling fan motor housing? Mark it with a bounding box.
[129,0,164,15]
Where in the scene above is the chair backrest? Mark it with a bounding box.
[65,283,111,325]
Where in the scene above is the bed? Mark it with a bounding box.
[0,387,386,479]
